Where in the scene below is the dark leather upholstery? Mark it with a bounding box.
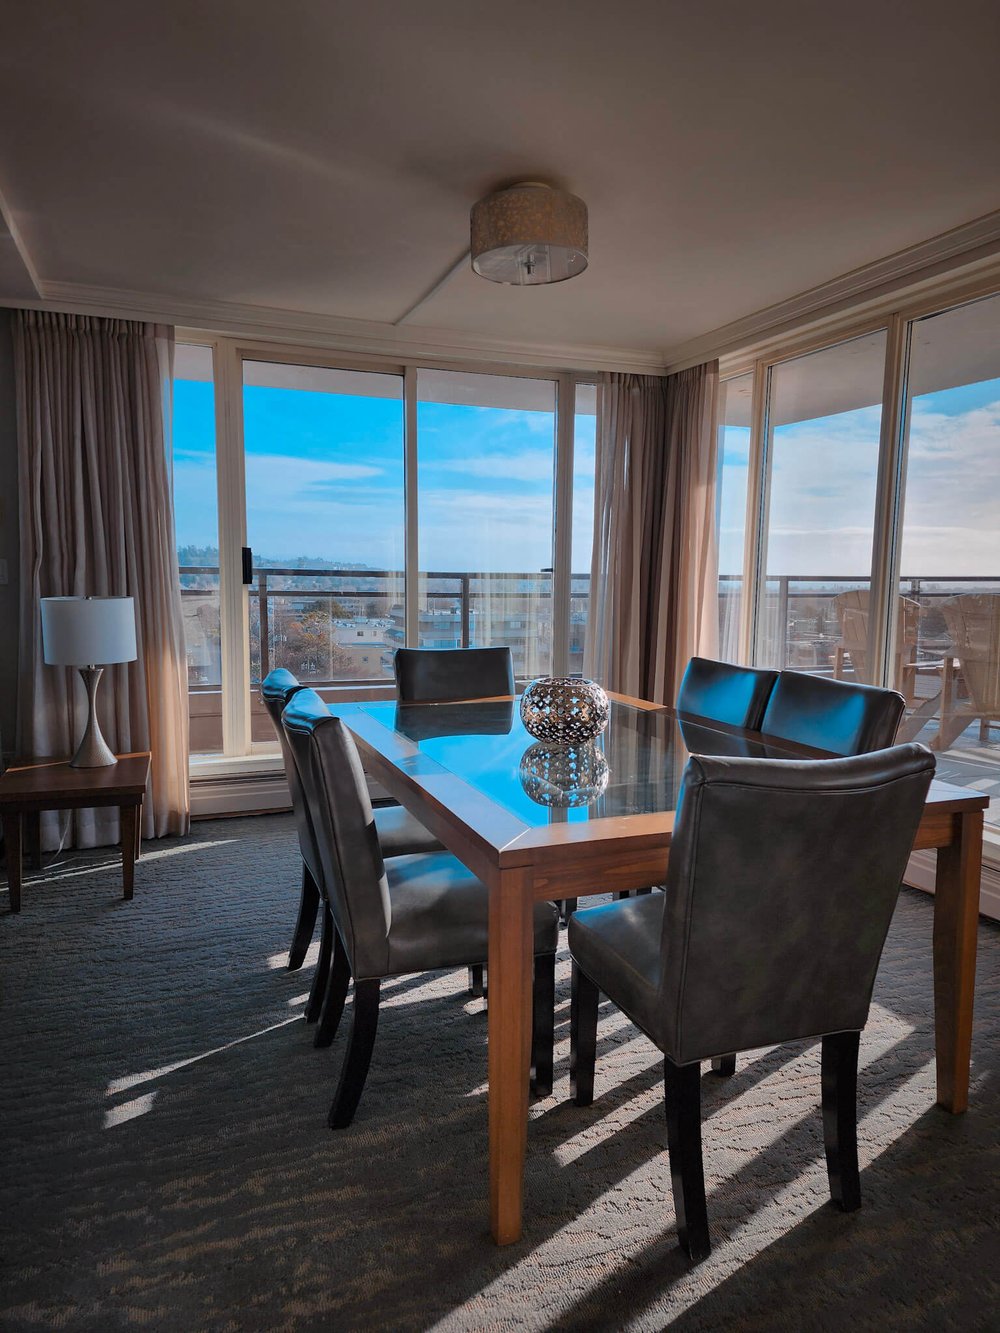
[568,893,664,1041]
[569,743,935,1064]
[261,669,441,858]
[677,657,778,731]
[394,647,515,703]
[392,700,514,741]
[760,670,905,756]
[282,693,559,981]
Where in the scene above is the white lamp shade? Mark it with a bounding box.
[41,596,137,667]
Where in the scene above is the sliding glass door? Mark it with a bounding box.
[894,294,1000,819]
[172,343,589,757]
[173,344,222,753]
[415,369,556,680]
[755,331,887,674]
[242,361,405,736]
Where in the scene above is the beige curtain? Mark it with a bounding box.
[14,311,189,846]
[584,362,720,704]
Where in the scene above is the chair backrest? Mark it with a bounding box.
[282,690,391,978]
[676,657,778,731]
[658,744,935,1064]
[261,668,321,883]
[941,594,1000,714]
[393,647,514,703]
[761,670,905,756]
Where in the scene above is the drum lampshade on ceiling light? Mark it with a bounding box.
[470,183,588,286]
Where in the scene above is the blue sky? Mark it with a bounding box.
[718,377,1000,578]
[173,382,596,574]
[174,374,998,581]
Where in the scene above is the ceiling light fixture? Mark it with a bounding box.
[470,182,588,286]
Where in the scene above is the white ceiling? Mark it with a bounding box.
[1,0,999,363]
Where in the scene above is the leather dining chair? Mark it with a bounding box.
[261,669,442,991]
[676,657,779,731]
[393,645,516,993]
[760,670,905,757]
[393,646,515,703]
[567,743,935,1261]
[282,690,560,1127]
[706,668,907,1079]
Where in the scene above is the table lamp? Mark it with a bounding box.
[40,596,138,767]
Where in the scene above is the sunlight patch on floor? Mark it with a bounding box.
[267,940,319,970]
[106,1016,302,1095]
[28,839,238,885]
[104,1091,157,1129]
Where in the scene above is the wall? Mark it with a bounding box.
[0,309,18,765]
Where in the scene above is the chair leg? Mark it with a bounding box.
[305,904,333,1024]
[288,863,320,971]
[664,1057,710,1262]
[314,929,351,1048]
[531,952,555,1097]
[468,964,485,997]
[711,1054,736,1077]
[328,978,381,1130]
[822,1030,861,1212]
[570,963,599,1106]
[560,898,578,922]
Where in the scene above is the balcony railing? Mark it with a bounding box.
[180,565,1000,692]
[179,565,592,691]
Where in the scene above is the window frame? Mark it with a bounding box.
[174,333,593,763]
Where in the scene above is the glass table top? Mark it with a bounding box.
[357,698,803,829]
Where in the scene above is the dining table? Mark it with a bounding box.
[332,691,988,1245]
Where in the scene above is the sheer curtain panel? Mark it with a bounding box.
[14,311,189,846]
[585,363,720,704]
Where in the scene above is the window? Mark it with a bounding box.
[173,344,222,754]
[721,286,1000,865]
[895,295,1000,822]
[173,345,585,759]
[242,360,404,707]
[756,331,887,673]
[717,372,753,663]
[416,369,556,680]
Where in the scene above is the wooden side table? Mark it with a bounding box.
[0,753,151,913]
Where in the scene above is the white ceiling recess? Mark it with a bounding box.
[0,0,999,369]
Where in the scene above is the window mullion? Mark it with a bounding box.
[403,365,419,648]
[214,338,251,756]
[741,361,770,665]
[869,313,910,686]
[551,374,575,677]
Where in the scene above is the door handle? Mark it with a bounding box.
[241,547,254,585]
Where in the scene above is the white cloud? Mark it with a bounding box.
[427,449,555,483]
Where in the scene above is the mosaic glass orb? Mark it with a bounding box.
[519,676,609,743]
[519,741,610,808]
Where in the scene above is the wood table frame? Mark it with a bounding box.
[1,753,151,913]
[338,696,988,1246]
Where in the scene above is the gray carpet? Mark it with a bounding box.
[2,814,999,1332]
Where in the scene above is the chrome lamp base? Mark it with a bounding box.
[70,666,118,768]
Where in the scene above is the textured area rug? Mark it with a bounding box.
[1,814,999,1332]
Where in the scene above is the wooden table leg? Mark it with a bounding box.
[134,802,142,861]
[933,809,983,1113]
[120,804,138,902]
[3,813,23,913]
[488,867,534,1245]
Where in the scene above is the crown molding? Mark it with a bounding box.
[662,208,1000,373]
[1,280,667,376]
